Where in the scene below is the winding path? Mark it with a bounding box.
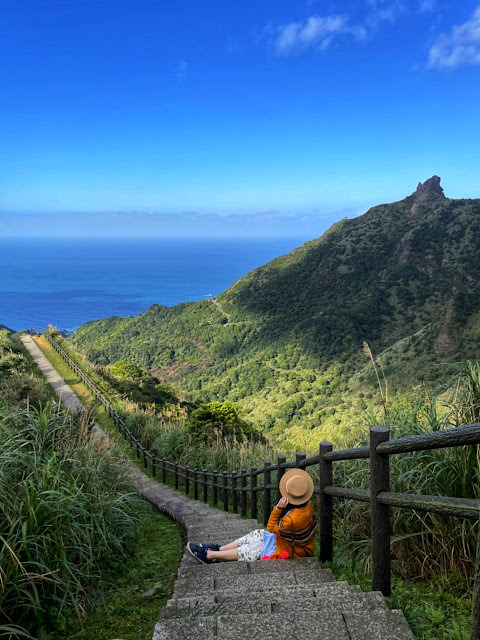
[21,335,414,640]
[209,297,230,324]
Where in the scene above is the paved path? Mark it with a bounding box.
[21,335,84,413]
[21,335,414,640]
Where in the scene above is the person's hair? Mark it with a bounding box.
[279,500,308,518]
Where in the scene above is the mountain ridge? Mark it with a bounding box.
[71,178,480,438]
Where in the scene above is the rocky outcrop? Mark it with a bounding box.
[406,175,447,214]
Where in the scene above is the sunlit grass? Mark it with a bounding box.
[54,505,182,640]
[0,403,143,638]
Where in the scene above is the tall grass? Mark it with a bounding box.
[333,372,480,589]
[0,402,142,639]
[146,413,277,473]
[0,331,51,410]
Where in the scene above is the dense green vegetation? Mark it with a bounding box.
[0,331,181,640]
[57,326,479,638]
[65,182,480,638]
[49,330,265,464]
[71,188,480,446]
[0,330,52,409]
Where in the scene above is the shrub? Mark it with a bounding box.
[188,401,256,444]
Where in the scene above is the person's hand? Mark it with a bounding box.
[277,496,288,509]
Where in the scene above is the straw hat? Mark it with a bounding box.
[279,469,314,505]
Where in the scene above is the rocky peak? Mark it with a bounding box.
[413,175,445,201]
[406,176,446,214]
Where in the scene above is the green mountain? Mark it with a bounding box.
[71,177,480,441]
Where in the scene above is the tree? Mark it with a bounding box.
[188,400,254,444]
[108,360,145,382]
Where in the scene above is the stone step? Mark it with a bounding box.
[177,557,328,579]
[173,566,337,597]
[388,609,416,638]
[161,582,386,620]
[153,609,414,640]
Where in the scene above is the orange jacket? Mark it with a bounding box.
[267,501,316,558]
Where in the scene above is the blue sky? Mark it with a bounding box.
[1,0,479,237]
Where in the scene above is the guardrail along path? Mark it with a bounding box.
[25,334,414,640]
[135,471,413,640]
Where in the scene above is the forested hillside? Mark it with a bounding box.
[71,177,480,443]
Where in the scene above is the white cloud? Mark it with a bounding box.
[365,0,407,25]
[261,1,439,59]
[271,14,364,56]
[364,0,437,28]
[428,7,480,69]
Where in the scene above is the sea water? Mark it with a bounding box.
[0,237,309,332]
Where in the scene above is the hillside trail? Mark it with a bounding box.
[20,335,414,640]
[209,297,230,324]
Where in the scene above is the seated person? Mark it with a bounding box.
[187,468,316,563]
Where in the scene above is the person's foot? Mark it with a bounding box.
[200,542,220,551]
[187,542,212,564]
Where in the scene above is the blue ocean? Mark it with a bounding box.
[0,237,308,333]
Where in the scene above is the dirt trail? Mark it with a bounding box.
[209,297,230,324]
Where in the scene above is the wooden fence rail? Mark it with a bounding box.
[44,332,480,639]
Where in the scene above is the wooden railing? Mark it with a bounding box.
[44,332,480,639]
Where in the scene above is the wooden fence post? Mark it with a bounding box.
[241,469,247,517]
[223,471,229,512]
[319,441,333,562]
[203,470,208,503]
[162,459,166,483]
[185,467,190,496]
[277,455,286,503]
[263,461,272,526]
[370,426,391,596]
[296,451,306,468]
[232,471,238,514]
[251,467,258,520]
[193,468,198,500]
[152,456,156,477]
[213,471,218,506]
[471,514,480,640]
[175,462,179,490]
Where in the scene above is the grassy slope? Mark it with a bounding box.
[71,196,480,448]
[55,505,182,640]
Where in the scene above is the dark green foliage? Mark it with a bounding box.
[188,400,257,444]
[108,359,146,380]
[105,360,180,407]
[0,332,51,409]
[70,194,480,432]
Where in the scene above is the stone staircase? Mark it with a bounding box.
[136,473,414,640]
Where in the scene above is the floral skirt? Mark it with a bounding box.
[234,529,266,562]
